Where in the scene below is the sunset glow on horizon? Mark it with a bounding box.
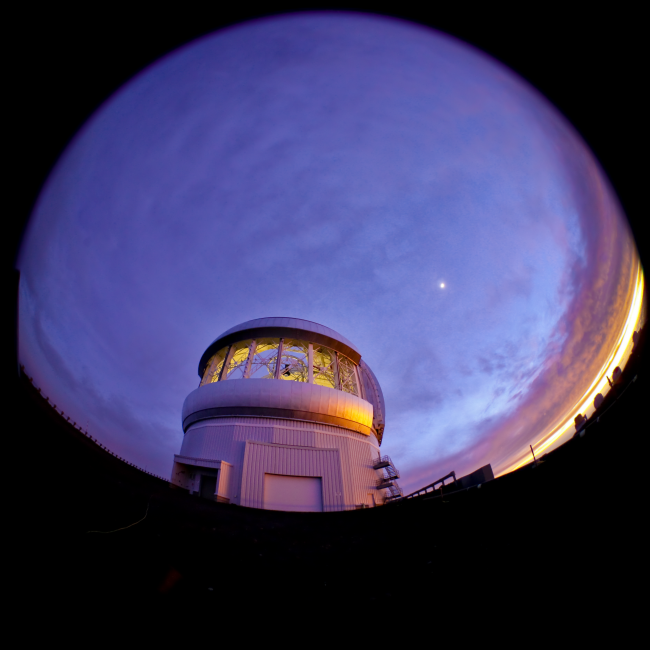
[500,262,645,476]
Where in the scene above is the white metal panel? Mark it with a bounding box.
[272,427,315,447]
[180,415,383,509]
[183,379,374,430]
[211,317,360,354]
[240,441,344,511]
[312,429,381,506]
[180,423,238,462]
[173,454,221,468]
[217,462,232,500]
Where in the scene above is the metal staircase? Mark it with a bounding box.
[373,455,402,503]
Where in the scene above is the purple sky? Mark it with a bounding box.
[17,12,639,492]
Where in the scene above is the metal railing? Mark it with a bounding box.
[401,471,457,500]
[372,455,392,470]
[372,455,400,478]
[383,483,403,501]
[22,367,169,483]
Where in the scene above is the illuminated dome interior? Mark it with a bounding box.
[196,317,386,441]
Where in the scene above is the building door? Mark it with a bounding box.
[263,474,323,512]
[199,474,217,500]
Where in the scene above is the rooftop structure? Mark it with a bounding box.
[171,317,400,511]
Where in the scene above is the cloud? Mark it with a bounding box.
[16,13,641,488]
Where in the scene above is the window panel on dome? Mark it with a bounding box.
[313,345,337,389]
[200,347,228,386]
[248,338,280,379]
[338,355,359,396]
[223,340,253,380]
[278,339,309,382]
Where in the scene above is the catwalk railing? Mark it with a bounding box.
[400,471,457,500]
[372,454,400,479]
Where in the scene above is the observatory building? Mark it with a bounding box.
[171,317,400,511]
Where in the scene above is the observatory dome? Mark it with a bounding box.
[172,317,399,511]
